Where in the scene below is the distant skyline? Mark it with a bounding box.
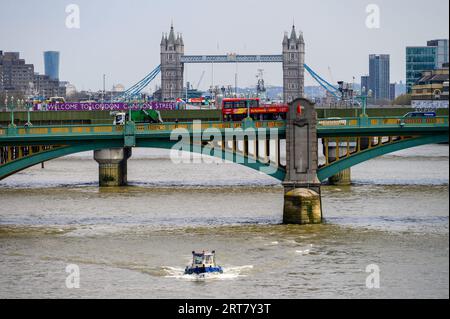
[1,0,448,92]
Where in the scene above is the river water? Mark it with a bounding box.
[0,144,448,299]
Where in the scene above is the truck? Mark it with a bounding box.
[112,109,163,125]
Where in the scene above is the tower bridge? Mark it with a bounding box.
[157,23,304,104]
[119,23,335,104]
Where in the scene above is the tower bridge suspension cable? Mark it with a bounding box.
[115,64,161,101]
[118,62,342,102]
[303,64,340,99]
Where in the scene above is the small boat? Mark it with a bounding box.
[184,250,223,275]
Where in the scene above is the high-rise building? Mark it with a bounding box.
[369,54,390,101]
[427,39,449,68]
[395,81,406,97]
[0,51,34,95]
[44,51,60,81]
[406,39,449,93]
[389,83,396,101]
[360,75,370,93]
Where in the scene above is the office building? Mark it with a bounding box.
[411,64,449,100]
[44,51,60,81]
[0,51,35,95]
[406,39,449,93]
[33,73,66,98]
[427,39,449,68]
[369,54,390,101]
[395,81,406,97]
[390,83,396,101]
[360,75,370,93]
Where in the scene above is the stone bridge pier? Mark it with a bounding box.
[94,148,132,187]
[283,98,322,224]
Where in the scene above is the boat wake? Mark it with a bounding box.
[296,244,314,255]
[162,265,253,281]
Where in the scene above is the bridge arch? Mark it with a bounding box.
[1,133,447,183]
[317,134,449,182]
[0,140,286,182]
[0,141,121,181]
[136,140,286,181]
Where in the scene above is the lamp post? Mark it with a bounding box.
[128,102,132,123]
[8,96,15,127]
[356,87,372,117]
[26,101,33,126]
[102,74,106,106]
[246,99,250,118]
[361,91,367,117]
[354,87,373,126]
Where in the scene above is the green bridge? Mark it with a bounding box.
[1,99,448,224]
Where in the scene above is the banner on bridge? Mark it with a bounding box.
[34,102,178,111]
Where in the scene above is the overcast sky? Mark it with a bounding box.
[1,0,448,92]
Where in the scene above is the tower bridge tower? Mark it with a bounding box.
[160,24,184,101]
[282,25,305,103]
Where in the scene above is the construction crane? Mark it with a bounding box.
[256,69,267,100]
[328,66,335,84]
[196,71,206,90]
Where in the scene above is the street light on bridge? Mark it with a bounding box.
[6,95,16,128]
[26,100,33,127]
[356,86,372,117]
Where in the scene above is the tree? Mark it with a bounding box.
[392,94,412,106]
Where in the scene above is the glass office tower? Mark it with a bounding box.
[406,39,449,93]
[369,54,390,101]
[406,47,437,93]
[427,39,449,68]
[44,51,60,81]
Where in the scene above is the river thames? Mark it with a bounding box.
[0,144,448,298]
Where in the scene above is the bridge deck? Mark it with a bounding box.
[0,116,448,145]
[0,116,448,182]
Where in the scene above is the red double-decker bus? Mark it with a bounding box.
[221,98,288,121]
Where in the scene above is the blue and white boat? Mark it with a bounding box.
[185,251,223,275]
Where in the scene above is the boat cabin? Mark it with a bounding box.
[191,251,216,267]
[185,250,223,275]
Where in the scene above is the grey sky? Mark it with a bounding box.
[1,0,448,92]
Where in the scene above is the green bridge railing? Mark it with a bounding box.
[0,116,448,138]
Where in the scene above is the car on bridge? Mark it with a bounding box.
[402,111,436,118]
[399,111,437,126]
[112,109,163,125]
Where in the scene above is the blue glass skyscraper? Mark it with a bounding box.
[369,54,390,101]
[44,51,60,80]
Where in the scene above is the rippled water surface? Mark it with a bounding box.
[0,144,448,298]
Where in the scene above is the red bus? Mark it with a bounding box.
[221,98,288,121]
